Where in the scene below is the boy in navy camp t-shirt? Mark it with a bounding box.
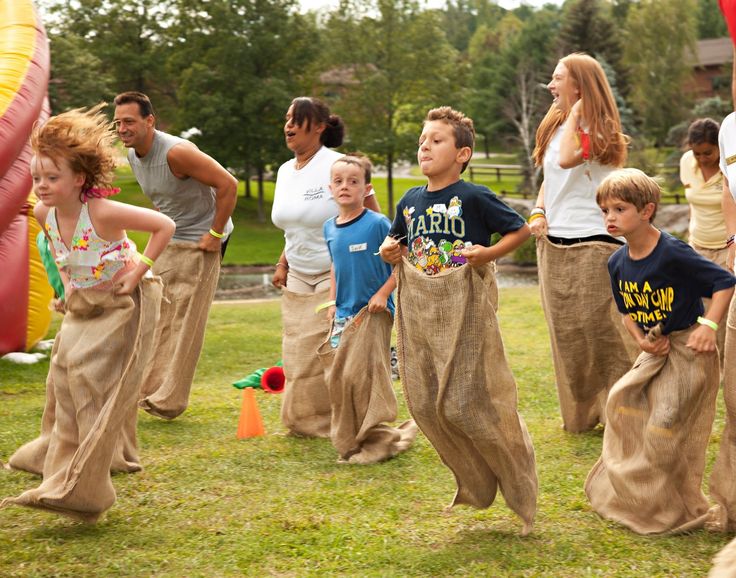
[598,169,735,352]
[584,168,736,535]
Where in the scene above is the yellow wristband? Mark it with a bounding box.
[315,300,336,313]
[138,253,154,268]
[697,316,718,331]
[209,228,225,239]
[528,213,546,224]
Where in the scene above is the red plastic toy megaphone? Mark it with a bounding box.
[261,365,285,393]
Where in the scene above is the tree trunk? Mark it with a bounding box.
[245,165,252,198]
[257,165,265,224]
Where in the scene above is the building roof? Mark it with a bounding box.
[696,37,733,67]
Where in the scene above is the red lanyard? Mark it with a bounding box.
[578,128,590,161]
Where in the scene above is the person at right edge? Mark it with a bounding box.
[530,53,637,433]
[705,0,736,533]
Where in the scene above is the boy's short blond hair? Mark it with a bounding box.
[425,106,475,172]
[333,153,372,184]
[596,168,660,222]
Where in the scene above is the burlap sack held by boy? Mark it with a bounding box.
[395,259,537,532]
[537,235,638,433]
[318,308,417,464]
[138,241,220,419]
[280,288,333,437]
[1,278,162,523]
[585,324,719,535]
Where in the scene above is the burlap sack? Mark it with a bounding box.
[7,338,141,475]
[396,260,537,534]
[1,277,162,523]
[709,536,736,578]
[585,325,719,535]
[708,293,736,532]
[139,241,220,419]
[280,288,332,437]
[691,243,728,375]
[317,308,417,464]
[537,236,638,433]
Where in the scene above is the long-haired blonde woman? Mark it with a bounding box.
[530,53,637,433]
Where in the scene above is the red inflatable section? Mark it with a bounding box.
[0,1,50,354]
[721,0,736,44]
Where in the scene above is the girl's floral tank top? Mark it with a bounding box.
[46,202,137,289]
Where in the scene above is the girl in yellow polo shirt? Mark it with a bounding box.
[680,117,727,370]
[681,118,726,266]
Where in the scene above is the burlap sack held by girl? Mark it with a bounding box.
[395,260,537,533]
[537,236,638,432]
[2,278,162,523]
[585,325,719,535]
[280,288,333,437]
[138,240,220,419]
[318,307,417,464]
[7,338,141,475]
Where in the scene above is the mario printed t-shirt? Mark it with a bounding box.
[608,231,736,334]
[389,180,525,275]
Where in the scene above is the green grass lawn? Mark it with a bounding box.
[0,288,731,576]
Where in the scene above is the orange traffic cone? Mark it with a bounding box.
[237,387,265,439]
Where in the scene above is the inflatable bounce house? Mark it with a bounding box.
[0,0,52,355]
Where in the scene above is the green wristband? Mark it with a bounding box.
[138,253,154,268]
[697,316,718,331]
[315,300,336,313]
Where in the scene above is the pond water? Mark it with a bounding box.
[215,267,538,301]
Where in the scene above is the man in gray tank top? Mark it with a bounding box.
[114,91,238,420]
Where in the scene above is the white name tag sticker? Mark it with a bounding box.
[349,243,367,253]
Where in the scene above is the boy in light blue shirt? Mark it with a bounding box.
[323,155,395,345]
[320,154,416,465]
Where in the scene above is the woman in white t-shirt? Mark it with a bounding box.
[529,53,636,433]
[270,96,379,437]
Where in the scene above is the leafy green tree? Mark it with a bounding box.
[557,0,629,97]
[171,0,320,221]
[464,15,524,157]
[439,0,507,53]
[697,0,729,38]
[38,0,175,114]
[321,0,460,216]
[623,0,698,144]
[464,7,560,192]
[46,34,113,113]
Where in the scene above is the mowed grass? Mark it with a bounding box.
[0,288,731,576]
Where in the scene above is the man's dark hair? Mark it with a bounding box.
[114,91,155,118]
